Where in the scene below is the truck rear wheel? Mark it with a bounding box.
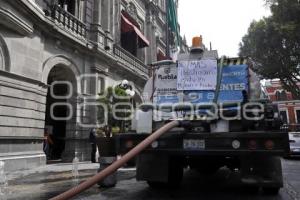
[262,187,280,195]
[147,181,165,188]
[168,160,184,188]
[195,165,220,175]
[189,156,222,175]
[147,159,183,189]
[240,156,283,192]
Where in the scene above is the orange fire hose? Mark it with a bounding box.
[50,120,180,200]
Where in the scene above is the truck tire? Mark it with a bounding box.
[241,156,283,193]
[189,157,222,175]
[262,187,280,195]
[168,161,184,188]
[147,181,165,189]
[261,157,283,195]
[195,165,220,175]
[147,159,183,189]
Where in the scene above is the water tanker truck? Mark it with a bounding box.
[116,36,290,194]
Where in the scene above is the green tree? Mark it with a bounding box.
[98,86,132,133]
[239,0,300,99]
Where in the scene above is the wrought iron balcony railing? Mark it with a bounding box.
[114,45,149,77]
[50,5,86,38]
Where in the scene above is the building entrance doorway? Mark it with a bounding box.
[44,65,77,161]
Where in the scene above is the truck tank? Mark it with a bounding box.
[138,48,262,133]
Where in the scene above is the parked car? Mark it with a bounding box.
[288,132,300,157]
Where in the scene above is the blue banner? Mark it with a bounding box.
[156,95,179,104]
[184,65,249,103]
[219,64,249,102]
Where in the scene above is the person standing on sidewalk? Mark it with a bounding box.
[43,128,53,159]
[89,128,97,163]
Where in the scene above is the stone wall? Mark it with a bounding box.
[0,0,160,172]
[0,70,47,171]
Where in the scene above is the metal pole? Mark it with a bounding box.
[213,56,226,104]
[165,0,170,58]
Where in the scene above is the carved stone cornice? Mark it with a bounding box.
[0,2,34,36]
[145,0,159,15]
[126,2,138,22]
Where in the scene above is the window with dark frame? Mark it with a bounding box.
[120,11,149,57]
[121,31,138,56]
[58,0,76,15]
[280,110,288,124]
[296,109,300,124]
[275,90,287,101]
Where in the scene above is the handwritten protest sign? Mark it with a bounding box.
[177,59,217,90]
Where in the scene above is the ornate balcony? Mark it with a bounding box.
[50,5,86,38]
[114,45,149,78]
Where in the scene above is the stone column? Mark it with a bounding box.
[93,0,102,25]
[110,0,115,38]
[90,0,105,46]
[101,0,113,51]
[151,17,158,62]
[102,0,111,34]
[145,12,153,65]
[78,0,85,22]
[145,11,157,64]
[74,0,79,18]
[114,0,121,43]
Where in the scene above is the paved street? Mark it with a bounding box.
[2,159,300,200]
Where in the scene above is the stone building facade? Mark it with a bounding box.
[0,0,183,171]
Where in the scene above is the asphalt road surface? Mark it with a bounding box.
[4,158,300,200]
[74,158,300,200]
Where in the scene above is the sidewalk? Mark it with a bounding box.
[2,162,96,200]
[6,162,99,182]
[2,162,136,200]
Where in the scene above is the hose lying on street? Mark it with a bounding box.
[49,120,180,200]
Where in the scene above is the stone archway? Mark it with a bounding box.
[0,34,10,71]
[42,55,81,89]
[43,55,82,162]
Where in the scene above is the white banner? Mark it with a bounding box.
[177,59,218,90]
[154,65,177,96]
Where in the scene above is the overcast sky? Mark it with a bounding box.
[178,0,271,57]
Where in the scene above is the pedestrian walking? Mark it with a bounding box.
[89,128,97,163]
[43,128,53,159]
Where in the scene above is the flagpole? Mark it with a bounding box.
[165,0,170,58]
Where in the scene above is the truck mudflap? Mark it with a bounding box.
[116,131,290,156]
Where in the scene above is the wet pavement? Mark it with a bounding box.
[3,163,136,200]
[2,159,300,200]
